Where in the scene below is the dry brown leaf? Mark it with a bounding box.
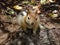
[0,33,8,44]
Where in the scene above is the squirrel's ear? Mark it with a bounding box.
[27,9,31,15]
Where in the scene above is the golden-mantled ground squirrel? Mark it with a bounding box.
[12,9,40,34]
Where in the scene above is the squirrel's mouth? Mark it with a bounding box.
[25,21,34,28]
[26,21,31,26]
[25,21,33,26]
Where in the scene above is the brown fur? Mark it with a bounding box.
[21,11,40,34]
[13,10,40,34]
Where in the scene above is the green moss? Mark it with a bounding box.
[29,2,37,5]
[40,0,47,5]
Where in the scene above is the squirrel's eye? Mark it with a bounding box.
[28,17,30,19]
[36,18,37,20]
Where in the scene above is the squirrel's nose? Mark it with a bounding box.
[31,23,34,25]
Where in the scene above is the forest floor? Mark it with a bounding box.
[0,0,60,45]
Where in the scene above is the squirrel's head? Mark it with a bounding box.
[25,10,39,26]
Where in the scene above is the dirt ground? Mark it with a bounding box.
[0,0,60,45]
